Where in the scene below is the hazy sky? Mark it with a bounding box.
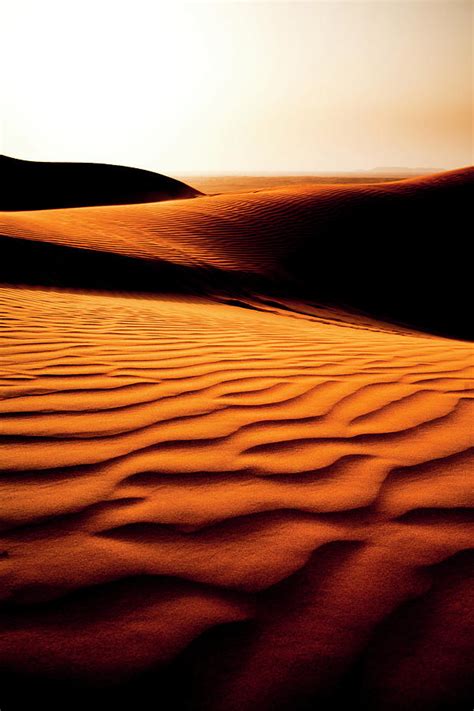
[3,0,473,174]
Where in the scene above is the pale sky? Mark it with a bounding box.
[2,0,473,174]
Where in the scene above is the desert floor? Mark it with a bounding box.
[0,169,472,710]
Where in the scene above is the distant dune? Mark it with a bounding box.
[1,156,201,211]
[0,164,472,711]
[1,166,472,338]
[176,173,415,195]
[368,166,444,176]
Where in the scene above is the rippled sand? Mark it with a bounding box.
[0,167,473,710]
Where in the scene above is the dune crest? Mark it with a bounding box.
[1,155,201,211]
[1,166,472,338]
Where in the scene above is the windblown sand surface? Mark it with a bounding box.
[0,166,473,710]
[176,173,415,195]
[1,166,472,338]
[2,167,470,274]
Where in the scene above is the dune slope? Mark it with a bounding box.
[1,166,472,338]
[0,283,472,710]
[0,167,473,710]
[1,155,202,211]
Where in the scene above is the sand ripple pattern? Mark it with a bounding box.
[0,285,473,709]
[0,168,470,277]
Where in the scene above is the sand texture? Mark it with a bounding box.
[0,166,473,710]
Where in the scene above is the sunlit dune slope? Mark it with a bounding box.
[1,166,472,338]
[174,173,416,195]
[0,155,202,211]
[0,284,472,710]
[0,165,473,710]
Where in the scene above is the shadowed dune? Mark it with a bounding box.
[1,166,472,338]
[1,155,202,211]
[0,164,473,710]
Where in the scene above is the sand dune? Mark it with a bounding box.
[1,166,472,338]
[1,155,201,211]
[174,173,418,195]
[0,165,473,710]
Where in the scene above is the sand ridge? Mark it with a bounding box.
[1,155,202,211]
[2,167,472,273]
[1,166,472,339]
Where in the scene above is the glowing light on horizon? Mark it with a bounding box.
[3,0,472,174]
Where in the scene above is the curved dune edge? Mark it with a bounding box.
[0,155,202,211]
[2,167,472,272]
[0,284,473,710]
[1,166,473,339]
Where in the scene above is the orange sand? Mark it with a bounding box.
[0,168,473,710]
[1,168,471,276]
[176,173,414,195]
[0,285,472,708]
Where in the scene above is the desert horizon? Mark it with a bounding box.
[1,0,473,709]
